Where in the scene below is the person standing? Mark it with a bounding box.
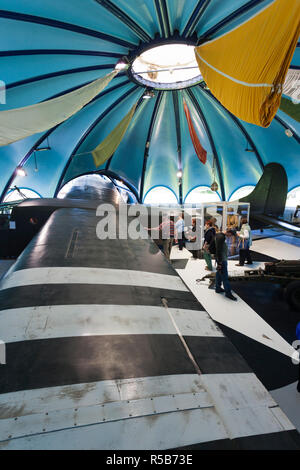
[149,215,174,260]
[203,220,215,271]
[187,217,201,259]
[175,213,185,251]
[236,217,253,266]
[215,229,237,301]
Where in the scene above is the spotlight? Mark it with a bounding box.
[16,167,27,177]
[115,57,129,71]
[177,170,183,178]
[285,129,293,138]
[143,89,155,99]
[36,146,51,151]
[245,141,254,152]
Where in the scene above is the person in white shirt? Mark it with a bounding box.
[236,217,253,266]
[175,213,185,251]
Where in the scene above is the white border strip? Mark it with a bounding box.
[0,305,224,343]
[195,49,273,88]
[0,267,188,292]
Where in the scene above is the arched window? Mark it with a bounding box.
[229,185,255,202]
[57,174,110,199]
[184,186,221,204]
[58,173,138,203]
[143,186,178,205]
[4,187,41,203]
[286,186,300,208]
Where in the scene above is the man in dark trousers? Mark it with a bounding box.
[215,229,237,301]
[203,219,215,271]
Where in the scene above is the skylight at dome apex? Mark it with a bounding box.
[131,44,202,88]
[0,0,299,205]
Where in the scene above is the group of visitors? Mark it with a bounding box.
[150,213,300,391]
[151,212,253,302]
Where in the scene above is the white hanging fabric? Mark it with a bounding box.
[0,70,118,147]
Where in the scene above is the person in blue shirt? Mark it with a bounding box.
[175,213,185,251]
[296,321,300,393]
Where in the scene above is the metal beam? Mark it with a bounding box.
[0,49,123,58]
[172,91,183,204]
[0,9,136,49]
[186,88,226,201]
[182,0,211,38]
[140,91,163,201]
[7,64,116,90]
[55,85,140,196]
[94,0,151,42]
[42,78,129,104]
[153,0,171,38]
[0,80,130,202]
[198,84,265,171]
[197,0,267,44]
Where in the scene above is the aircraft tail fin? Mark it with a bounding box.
[240,163,287,217]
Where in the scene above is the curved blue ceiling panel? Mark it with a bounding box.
[180,89,214,199]
[191,87,263,200]
[240,117,300,192]
[0,0,140,45]
[114,0,159,38]
[0,133,45,200]
[0,1,299,203]
[62,85,142,189]
[0,76,130,199]
[291,48,300,68]
[166,0,199,36]
[13,80,136,197]
[0,18,128,54]
[196,0,274,40]
[0,55,115,87]
[109,97,157,191]
[2,70,119,110]
[143,92,179,198]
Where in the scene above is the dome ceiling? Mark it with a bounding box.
[0,0,299,203]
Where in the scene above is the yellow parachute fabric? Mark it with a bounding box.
[92,102,137,168]
[194,0,300,127]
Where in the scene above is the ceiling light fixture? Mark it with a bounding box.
[285,128,293,137]
[177,170,183,178]
[245,141,255,152]
[143,89,155,99]
[16,167,27,177]
[36,146,51,151]
[115,57,129,71]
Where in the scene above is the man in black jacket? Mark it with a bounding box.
[215,229,237,301]
[203,220,215,271]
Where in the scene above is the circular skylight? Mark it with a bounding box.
[131,44,202,90]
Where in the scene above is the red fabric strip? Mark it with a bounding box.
[183,99,207,164]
